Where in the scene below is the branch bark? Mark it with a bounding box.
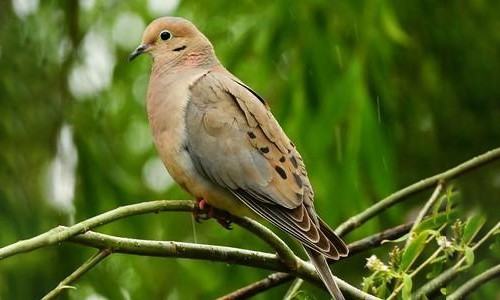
[335,148,500,236]
[447,264,500,300]
[0,200,195,260]
[42,249,111,300]
[67,230,378,300]
[219,221,414,299]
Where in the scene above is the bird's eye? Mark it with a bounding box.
[159,30,172,41]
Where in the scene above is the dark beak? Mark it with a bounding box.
[129,44,148,62]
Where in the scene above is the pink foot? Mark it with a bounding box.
[193,198,232,230]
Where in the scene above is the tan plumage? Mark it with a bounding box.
[130,16,348,299]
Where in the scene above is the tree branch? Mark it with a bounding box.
[69,230,294,272]
[335,148,500,236]
[67,230,379,300]
[219,222,414,299]
[1,149,497,299]
[0,200,195,260]
[216,273,290,300]
[223,212,300,270]
[345,222,413,255]
[0,200,377,298]
[42,249,111,300]
[407,182,444,244]
[447,264,500,300]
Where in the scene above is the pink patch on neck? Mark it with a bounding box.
[185,52,208,67]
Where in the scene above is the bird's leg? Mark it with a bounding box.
[193,198,232,230]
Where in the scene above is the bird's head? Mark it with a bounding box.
[129,17,216,67]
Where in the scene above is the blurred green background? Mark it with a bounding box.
[0,0,498,299]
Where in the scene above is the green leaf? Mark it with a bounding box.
[414,210,458,233]
[462,216,485,244]
[402,274,412,300]
[400,231,430,271]
[464,246,475,268]
[382,233,409,244]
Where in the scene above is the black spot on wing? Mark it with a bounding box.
[293,173,303,188]
[275,166,287,179]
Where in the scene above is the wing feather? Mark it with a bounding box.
[186,71,346,259]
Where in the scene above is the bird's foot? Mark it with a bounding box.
[194,198,213,221]
[194,198,232,230]
[215,211,232,230]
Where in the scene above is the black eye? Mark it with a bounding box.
[159,30,172,41]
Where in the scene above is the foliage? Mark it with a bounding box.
[0,0,498,299]
[361,191,495,299]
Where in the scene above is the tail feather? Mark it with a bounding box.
[318,217,349,257]
[305,246,345,300]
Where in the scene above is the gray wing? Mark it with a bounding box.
[185,71,347,258]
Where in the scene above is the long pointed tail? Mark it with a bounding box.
[304,246,345,300]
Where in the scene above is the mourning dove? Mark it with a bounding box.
[130,17,348,299]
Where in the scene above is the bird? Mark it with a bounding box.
[129,16,349,299]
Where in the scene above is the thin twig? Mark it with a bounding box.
[406,182,444,246]
[387,182,445,300]
[335,148,500,236]
[220,273,292,299]
[217,273,290,300]
[283,278,304,300]
[42,249,111,300]
[447,264,500,300]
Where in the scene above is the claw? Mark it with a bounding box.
[193,198,232,230]
[217,217,232,230]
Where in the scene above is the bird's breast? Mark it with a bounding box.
[146,72,199,195]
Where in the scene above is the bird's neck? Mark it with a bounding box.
[152,46,219,76]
